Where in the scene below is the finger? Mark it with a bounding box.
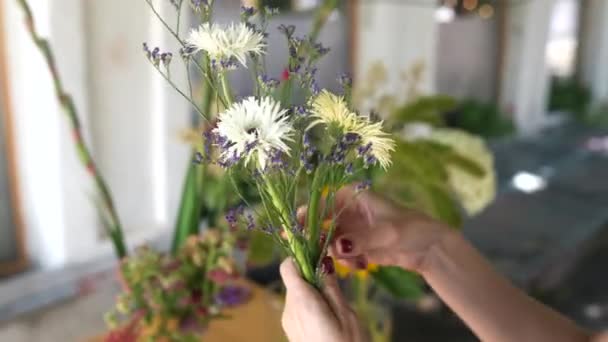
[333,220,399,257]
[320,258,351,321]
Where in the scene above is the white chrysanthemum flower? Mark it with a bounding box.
[427,128,496,215]
[214,97,293,169]
[309,90,395,169]
[185,22,265,67]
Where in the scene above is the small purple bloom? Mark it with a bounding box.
[240,6,255,17]
[345,163,354,175]
[278,24,296,38]
[262,225,276,235]
[193,152,204,164]
[338,73,353,88]
[357,142,372,156]
[246,213,255,231]
[160,52,173,67]
[216,285,251,307]
[356,180,372,192]
[343,132,361,145]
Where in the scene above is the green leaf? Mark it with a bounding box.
[419,141,486,177]
[171,157,205,253]
[389,95,456,129]
[371,266,425,300]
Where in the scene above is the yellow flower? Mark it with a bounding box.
[309,90,395,169]
[334,259,378,279]
[427,128,496,215]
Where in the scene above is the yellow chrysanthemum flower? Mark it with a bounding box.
[427,128,496,215]
[309,90,395,169]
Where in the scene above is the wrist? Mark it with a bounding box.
[417,228,464,278]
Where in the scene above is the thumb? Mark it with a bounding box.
[280,258,310,296]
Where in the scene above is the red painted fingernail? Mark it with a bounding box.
[339,238,353,254]
[321,256,334,275]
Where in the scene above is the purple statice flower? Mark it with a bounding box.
[278,24,296,38]
[215,285,251,307]
[190,0,209,12]
[289,63,301,73]
[225,209,238,228]
[218,149,241,169]
[262,224,276,235]
[291,105,308,117]
[202,130,213,161]
[356,179,372,192]
[240,5,255,18]
[193,152,204,164]
[343,132,361,146]
[345,163,354,175]
[259,74,280,89]
[267,149,287,171]
[160,52,173,67]
[244,140,259,154]
[357,142,372,156]
[310,80,321,96]
[142,42,152,59]
[245,213,255,231]
[338,73,353,88]
[151,47,161,66]
[290,211,304,235]
[314,42,330,57]
[179,45,197,60]
[300,133,316,173]
[225,205,246,230]
[364,155,377,168]
[218,56,239,71]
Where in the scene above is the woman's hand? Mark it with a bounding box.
[280,258,365,342]
[325,187,454,274]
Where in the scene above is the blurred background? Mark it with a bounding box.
[1,0,608,340]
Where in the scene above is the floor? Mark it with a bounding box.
[1,125,608,342]
[0,275,118,342]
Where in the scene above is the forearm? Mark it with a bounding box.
[421,231,591,342]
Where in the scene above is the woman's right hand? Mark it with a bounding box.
[324,187,455,274]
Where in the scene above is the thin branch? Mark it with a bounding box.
[152,64,209,119]
[16,0,127,258]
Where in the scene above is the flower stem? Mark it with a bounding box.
[218,72,234,105]
[306,168,324,261]
[264,179,317,285]
[310,0,340,42]
[16,0,127,258]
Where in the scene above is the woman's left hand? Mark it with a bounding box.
[280,258,365,342]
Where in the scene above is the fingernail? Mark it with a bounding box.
[321,256,335,275]
[356,257,367,270]
[339,238,353,254]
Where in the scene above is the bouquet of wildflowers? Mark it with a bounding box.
[105,230,247,341]
[144,0,394,287]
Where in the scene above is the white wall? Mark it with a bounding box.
[355,1,437,98]
[3,0,190,269]
[437,16,499,103]
[500,0,556,135]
